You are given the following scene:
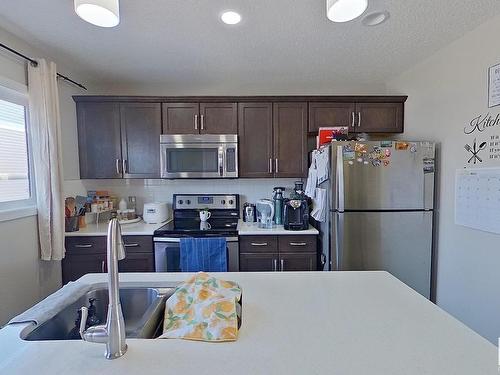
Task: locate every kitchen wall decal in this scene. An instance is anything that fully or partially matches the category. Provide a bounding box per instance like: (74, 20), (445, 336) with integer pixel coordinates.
(488, 62), (500, 108)
(489, 134), (500, 160)
(463, 113), (500, 134)
(464, 138), (487, 164)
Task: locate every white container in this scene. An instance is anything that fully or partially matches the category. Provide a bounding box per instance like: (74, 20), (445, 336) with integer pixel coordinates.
(143, 202), (169, 224)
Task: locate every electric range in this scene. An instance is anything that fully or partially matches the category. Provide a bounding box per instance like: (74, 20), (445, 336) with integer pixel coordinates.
(153, 194), (240, 272)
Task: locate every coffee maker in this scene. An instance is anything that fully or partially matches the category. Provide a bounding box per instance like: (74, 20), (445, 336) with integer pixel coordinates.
(283, 181), (309, 231)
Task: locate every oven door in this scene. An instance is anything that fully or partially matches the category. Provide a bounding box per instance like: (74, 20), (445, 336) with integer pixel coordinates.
(154, 237), (239, 272)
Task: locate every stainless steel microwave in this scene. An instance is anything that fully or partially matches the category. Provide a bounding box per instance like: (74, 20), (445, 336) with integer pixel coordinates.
(160, 134), (238, 178)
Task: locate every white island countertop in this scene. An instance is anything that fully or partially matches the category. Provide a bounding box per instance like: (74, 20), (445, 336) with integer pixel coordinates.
(0, 271), (496, 374)
(65, 220), (170, 237)
(237, 220), (319, 235)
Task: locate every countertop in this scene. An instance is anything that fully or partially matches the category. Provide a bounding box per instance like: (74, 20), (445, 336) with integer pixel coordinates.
(65, 220), (170, 237)
(0, 272), (496, 374)
(237, 220), (319, 235)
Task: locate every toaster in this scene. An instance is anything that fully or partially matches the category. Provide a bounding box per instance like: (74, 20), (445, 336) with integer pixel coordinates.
(143, 202), (169, 224)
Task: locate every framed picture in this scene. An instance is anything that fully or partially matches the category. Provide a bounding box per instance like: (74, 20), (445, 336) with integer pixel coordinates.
(488, 63), (500, 108)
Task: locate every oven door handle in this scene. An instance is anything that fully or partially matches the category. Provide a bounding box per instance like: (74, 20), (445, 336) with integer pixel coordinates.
(154, 237), (239, 243)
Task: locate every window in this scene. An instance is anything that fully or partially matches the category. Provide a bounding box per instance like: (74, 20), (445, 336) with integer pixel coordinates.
(0, 80), (35, 219)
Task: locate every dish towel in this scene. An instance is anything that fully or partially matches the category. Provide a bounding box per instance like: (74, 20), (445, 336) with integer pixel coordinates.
(311, 188), (327, 222)
(180, 237), (227, 272)
(159, 272), (242, 342)
(316, 146), (330, 184)
(305, 151), (318, 199)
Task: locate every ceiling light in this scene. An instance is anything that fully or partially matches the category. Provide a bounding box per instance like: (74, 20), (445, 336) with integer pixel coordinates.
(327, 0), (368, 23)
(362, 11), (390, 26)
(221, 11), (242, 25)
(74, 0), (120, 27)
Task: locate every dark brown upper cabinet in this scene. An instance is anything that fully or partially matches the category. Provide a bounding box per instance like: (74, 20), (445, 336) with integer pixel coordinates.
(273, 102), (308, 178)
(77, 102), (122, 179)
(355, 102), (403, 133)
(120, 103), (161, 178)
(308, 102), (356, 132)
(308, 101), (404, 134)
(238, 103), (273, 178)
(77, 101), (161, 179)
(162, 103), (199, 134)
(162, 102), (237, 135)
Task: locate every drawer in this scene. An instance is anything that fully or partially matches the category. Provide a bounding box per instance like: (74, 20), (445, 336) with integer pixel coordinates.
(122, 236), (154, 253)
(278, 235), (317, 253)
(65, 236), (106, 254)
(239, 236), (278, 253)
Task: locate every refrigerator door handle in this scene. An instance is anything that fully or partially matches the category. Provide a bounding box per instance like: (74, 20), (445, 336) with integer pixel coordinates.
(336, 145), (345, 212)
(336, 213), (344, 271)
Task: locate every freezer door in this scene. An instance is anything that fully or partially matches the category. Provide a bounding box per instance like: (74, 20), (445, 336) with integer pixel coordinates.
(331, 141), (435, 210)
(331, 211), (433, 298)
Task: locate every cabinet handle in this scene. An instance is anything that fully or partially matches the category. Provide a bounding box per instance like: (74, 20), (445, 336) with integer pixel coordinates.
(280, 258), (284, 272)
(251, 242), (268, 246)
(122, 159), (127, 174)
(351, 112), (355, 128)
(194, 114), (198, 130)
(75, 244), (93, 248)
(290, 242), (307, 246)
(275, 158), (279, 173)
(358, 112), (361, 127)
(269, 158), (273, 174)
(200, 114), (205, 130)
(115, 159), (121, 175)
(124, 243), (139, 247)
(273, 259), (278, 272)
(101, 260), (106, 273)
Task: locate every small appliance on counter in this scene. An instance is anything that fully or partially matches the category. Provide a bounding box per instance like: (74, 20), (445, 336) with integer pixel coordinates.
(283, 181), (310, 231)
(242, 202), (256, 223)
(256, 199), (274, 229)
(143, 202), (170, 224)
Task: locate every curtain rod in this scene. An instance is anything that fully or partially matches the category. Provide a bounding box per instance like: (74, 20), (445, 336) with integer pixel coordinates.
(0, 42), (88, 91)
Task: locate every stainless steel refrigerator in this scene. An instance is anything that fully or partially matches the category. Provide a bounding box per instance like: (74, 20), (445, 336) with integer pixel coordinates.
(319, 140), (436, 299)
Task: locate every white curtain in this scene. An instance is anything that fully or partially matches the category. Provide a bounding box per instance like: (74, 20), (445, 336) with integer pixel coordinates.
(28, 59), (65, 261)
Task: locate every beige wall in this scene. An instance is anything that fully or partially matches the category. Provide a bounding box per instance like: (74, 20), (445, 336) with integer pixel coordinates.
(386, 14), (500, 344)
(0, 26), (90, 324)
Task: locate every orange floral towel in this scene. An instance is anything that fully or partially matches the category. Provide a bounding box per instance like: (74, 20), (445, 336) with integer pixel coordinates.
(159, 272), (242, 342)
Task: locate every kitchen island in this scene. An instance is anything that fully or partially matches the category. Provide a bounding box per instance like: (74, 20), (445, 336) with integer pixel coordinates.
(0, 271), (496, 374)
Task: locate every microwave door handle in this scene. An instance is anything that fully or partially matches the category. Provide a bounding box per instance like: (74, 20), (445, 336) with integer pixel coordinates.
(218, 147), (224, 177)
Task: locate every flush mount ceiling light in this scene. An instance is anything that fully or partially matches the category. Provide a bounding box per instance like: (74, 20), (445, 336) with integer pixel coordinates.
(327, 0), (368, 23)
(74, 0), (120, 27)
(362, 11), (390, 26)
(221, 11), (242, 25)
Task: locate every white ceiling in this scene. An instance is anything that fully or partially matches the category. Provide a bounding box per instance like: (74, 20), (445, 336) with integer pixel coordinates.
(0, 0), (499, 92)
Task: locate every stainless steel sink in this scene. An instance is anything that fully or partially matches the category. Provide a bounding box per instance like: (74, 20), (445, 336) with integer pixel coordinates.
(22, 287), (175, 341)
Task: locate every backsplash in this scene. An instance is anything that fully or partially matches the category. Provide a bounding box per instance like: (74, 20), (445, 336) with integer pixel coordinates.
(63, 178), (299, 215)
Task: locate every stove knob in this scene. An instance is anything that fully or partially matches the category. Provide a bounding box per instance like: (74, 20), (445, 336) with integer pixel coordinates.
(221, 199), (226, 205)
(178, 200), (183, 205)
(229, 199), (234, 205)
(186, 200), (191, 205)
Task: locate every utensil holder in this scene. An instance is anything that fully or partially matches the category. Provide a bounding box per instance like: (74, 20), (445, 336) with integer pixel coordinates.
(65, 216), (80, 232)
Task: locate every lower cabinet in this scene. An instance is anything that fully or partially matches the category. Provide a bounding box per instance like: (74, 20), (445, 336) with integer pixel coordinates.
(239, 235), (317, 272)
(62, 235), (155, 284)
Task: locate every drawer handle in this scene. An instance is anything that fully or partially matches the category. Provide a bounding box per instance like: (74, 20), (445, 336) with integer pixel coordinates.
(251, 242), (268, 246)
(74, 244), (93, 248)
(124, 243), (139, 247)
(289, 242), (307, 246)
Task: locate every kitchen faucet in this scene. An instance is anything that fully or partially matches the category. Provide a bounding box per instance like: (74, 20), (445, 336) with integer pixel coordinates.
(79, 218), (127, 359)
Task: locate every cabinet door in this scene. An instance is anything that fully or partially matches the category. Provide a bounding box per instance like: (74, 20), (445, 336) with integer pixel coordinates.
(239, 253), (279, 272)
(162, 103), (200, 134)
(273, 102), (308, 178)
(62, 254), (106, 284)
(355, 102), (404, 133)
(308, 102), (356, 133)
(200, 103), (237, 134)
(238, 103), (273, 178)
(120, 103), (161, 178)
(118, 253), (155, 272)
(279, 253), (317, 271)
(77, 102), (122, 179)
